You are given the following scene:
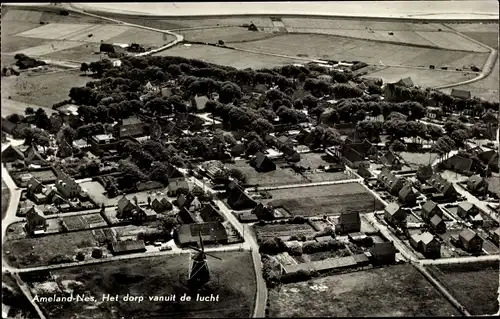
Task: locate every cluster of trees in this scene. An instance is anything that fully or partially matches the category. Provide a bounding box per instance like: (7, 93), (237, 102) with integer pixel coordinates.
(14, 54), (46, 70)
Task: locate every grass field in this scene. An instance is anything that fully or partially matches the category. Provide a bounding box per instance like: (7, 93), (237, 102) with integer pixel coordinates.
(4, 230), (99, 268)
(399, 152), (439, 168)
(269, 263), (461, 317)
(154, 43), (305, 69)
(365, 67), (477, 88)
(426, 261), (500, 315)
(1, 69), (91, 108)
(232, 33), (490, 69)
(264, 183), (383, 217)
(180, 27), (276, 44)
(35, 251), (256, 318)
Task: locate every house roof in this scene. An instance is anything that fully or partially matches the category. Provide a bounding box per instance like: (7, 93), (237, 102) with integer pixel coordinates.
(117, 196), (133, 212)
(385, 202), (401, 216)
(399, 184), (415, 201)
(451, 89), (471, 100)
(370, 242), (396, 257)
(459, 228), (479, 242)
(430, 214), (443, 227)
(447, 155), (473, 172)
(427, 174), (456, 196)
(396, 77), (414, 87)
(111, 240), (146, 253)
(458, 202), (474, 212)
(422, 200), (438, 213)
(468, 175), (484, 187)
(378, 168), (402, 190)
(420, 231), (436, 245)
(380, 150), (397, 166)
(253, 151), (273, 169)
(339, 211), (361, 225)
(2, 145), (25, 160)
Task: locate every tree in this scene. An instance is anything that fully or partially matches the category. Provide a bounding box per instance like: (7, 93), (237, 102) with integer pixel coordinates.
(6, 113), (24, 124)
(76, 252), (85, 261)
(149, 162), (170, 185)
(25, 107), (35, 115)
(390, 140), (407, 152)
(229, 168), (247, 184)
(80, 62), (89, 73)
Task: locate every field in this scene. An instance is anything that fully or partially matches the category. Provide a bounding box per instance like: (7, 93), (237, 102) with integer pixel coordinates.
(268, 263), (461, 317)
(154, 44), (306, 70)
(426, 261), (500, 315)
(34, 251), (256, 318)
(1, 69), (91, 109)
(264, 183), (383, 217)
(3, 229), (99, 268)
(226, 160), (306, 187)
(461, 32), (499, 49)
(253, 222), (316, 242)
(441, 57), (499, 101)
(232, 33), (490, 69)
(180, 26), (277, 43)
(399, 152), (439, 168)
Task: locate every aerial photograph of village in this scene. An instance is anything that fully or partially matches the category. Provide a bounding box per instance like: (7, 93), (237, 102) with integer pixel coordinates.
(0, 1), (499, 318)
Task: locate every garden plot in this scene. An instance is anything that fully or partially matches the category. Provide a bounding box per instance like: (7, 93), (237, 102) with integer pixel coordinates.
(3, 230), (99, 268)
(62, 216), (88, 231)
(364, 67), (476, 88)
(180, 26), (276, 43)
(264, 183), (383, 217)
(426, 261), (499, 315)
(269, 264), (461, 317)
(154, 44), (305, 69)
(82, 213), (107, 228)
(254, 223), (316, 242)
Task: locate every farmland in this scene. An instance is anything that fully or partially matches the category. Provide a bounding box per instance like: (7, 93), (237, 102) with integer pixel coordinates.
(1, 69), (91, 109)
(232, 33), (490, 69)
(268, 264), (461, 317)
(154, 43), (306, 69)
(33, 251), (256, 318)
(426, 261), (500, 315)
(179, 26), (277, 43)
(263, 183), (383, 217)
(3, 229), (99, 268)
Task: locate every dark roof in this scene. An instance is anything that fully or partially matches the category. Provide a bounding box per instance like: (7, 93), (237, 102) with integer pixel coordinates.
(339, 211), (360, 225)
(378, 168), (403, 190)
(451, 89), (471, 100)
(167, 164), (185, 179)
(111, 240), (146, 253)
(430, 214), (444, 227)
(446, 155), (473, 172)
(396, 77), (414, 87)
(422, 200), (438, 214)
(417, 165), (433, 181)
(1, 118), (17, 134)
(253, 152), (275, 171)
(427, 174), (456, 196)
(370, 242), (396, 257)
(380, 150), (397, 166)
(176, 222), (228, 245)
(398, 184), (415, 201)
(1, 145), (25, 161)
(100, 43), (115, 52)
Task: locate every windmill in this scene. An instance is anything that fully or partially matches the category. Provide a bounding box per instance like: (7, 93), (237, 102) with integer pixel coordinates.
(186, 231), (221, 291)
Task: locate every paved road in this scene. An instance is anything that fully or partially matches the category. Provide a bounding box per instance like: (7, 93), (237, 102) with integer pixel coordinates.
(454, 183), (500, 223)
(420, 254), (500, 265)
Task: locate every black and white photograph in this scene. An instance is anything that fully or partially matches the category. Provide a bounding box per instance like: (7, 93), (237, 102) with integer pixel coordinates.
(1, 1), (499, 318)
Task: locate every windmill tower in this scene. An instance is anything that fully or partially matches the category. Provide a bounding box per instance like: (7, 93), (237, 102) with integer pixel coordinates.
(187, 231), (221, 290)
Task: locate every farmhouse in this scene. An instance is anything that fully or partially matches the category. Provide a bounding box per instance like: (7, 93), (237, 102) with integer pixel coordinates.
(115, 116), (148, 139)
(336, 211), (361, 234)
(54, 168), (81, 198)
(200, 204), (223, 223)
(384, 202), (406, 226)
(377, 168), (405, 195)
(176, 222), (228, 247)
(339, 139), (376, 168)
(429, 214), (446, 234)
(252, 203), (275, 221)
(24, 206), (47, 236)
(251, 152), (276, 172)
(111, 239), (146, 255)
(167, 179), (191, 196)
(227, 181), (257, 210)
(421, 200), (443, 221)
(410, 231), (440, 258)
(458, 229), (483, 252)
(369, 242), (396, 265)
(451, 89), (471, 100)
(398, 184), (417, 206)
(427, 174), (458, 201)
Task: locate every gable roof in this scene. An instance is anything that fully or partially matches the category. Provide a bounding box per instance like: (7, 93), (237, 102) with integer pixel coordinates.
(422, 200), (438, 213)
(396, 77), (414, 87)
(447, 155), (473, 172)
(430, 214), (443, 227)
(380, 150), (398, 166)
(177, 222), (228, 245)
(385, 202), (401, 216)
(399, 184), (415, 200)
(339, 211), (360, 224)
(458, 202), (475, 212)
(459, 228), (479, 242)
(427, 174), (456, 196)
(420, 231), (436, 245)
(370, 242), (396, 257)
